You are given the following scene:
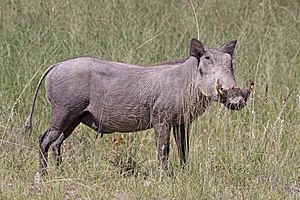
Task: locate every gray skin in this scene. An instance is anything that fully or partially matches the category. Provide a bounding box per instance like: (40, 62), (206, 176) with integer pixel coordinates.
(25, 38), (253, 175)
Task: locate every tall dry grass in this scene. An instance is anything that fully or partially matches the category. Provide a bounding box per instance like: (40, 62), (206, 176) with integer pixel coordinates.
(0, 0), (299, 199)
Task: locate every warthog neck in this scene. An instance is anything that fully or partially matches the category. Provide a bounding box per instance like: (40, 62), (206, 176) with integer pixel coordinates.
(148, 57), (212, 123)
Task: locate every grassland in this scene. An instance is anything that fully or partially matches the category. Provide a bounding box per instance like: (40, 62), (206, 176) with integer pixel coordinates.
(0, 0), (299, 199)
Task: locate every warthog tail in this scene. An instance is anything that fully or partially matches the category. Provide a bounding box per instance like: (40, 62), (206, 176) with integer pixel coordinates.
(25, 64), (58, 134)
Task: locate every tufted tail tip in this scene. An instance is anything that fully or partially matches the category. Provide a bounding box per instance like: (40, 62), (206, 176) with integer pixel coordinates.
(24, 116), (32, 134)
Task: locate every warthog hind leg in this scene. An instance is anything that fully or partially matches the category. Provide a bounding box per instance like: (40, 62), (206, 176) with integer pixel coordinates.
(51, 118), (81, 166)
(39, 128), (62, 175)
(39, 107), (83, 175)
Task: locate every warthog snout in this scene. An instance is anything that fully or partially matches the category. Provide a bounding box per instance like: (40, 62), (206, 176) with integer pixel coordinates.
(216, 79), (254, 110)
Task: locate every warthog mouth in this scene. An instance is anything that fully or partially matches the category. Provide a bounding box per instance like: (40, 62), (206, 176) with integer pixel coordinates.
(215, 79), (254, 110)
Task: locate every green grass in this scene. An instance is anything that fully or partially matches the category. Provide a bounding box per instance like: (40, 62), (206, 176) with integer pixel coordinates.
(0, 0), (299, 199)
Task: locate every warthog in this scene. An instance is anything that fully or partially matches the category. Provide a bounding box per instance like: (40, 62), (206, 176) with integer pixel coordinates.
(26, 38), (253, 175)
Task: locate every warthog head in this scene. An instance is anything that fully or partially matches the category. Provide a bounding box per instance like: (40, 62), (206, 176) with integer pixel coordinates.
(191, 38), (254, 110)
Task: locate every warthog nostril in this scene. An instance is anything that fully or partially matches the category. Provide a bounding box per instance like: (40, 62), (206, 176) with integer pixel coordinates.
(229, 96), (244, 104)
(225, 96), (247, 110)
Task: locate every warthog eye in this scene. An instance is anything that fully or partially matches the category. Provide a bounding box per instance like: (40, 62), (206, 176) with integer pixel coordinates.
(199, 68), (203, 75)
(205, 55), (210, 60)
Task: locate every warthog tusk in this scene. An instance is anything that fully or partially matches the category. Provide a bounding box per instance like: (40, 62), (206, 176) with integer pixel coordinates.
(218, 89), (223, 95)
(248, 80), (254, 92)
(215, 79), (223, 95)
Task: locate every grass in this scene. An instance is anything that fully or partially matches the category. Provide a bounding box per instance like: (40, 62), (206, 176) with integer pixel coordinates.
(0, 0), (299, 199)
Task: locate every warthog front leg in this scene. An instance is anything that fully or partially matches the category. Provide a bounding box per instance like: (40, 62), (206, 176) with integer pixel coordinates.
(173, 123), (190, 166)
(153, 122), (171, 170)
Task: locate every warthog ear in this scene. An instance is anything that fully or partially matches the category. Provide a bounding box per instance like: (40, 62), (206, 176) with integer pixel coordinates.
(190, 38), (205, 61)
(219, 40), (237, 57)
